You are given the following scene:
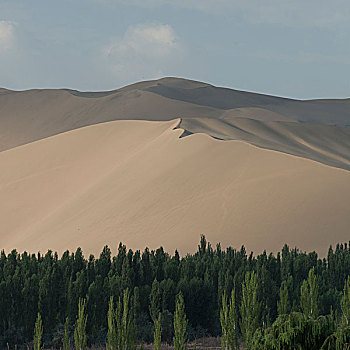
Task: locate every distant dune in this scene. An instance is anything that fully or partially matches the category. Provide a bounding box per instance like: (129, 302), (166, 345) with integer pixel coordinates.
(1, 77), (350, 170)
(0, 77), (349, 256)
(0, 119), (349, 256)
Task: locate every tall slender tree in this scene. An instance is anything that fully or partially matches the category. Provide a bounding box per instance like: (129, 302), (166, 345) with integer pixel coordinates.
(300, 268), (319, 319)
(341, 276), (350, 326)
(74, 298), (87, 350)
(240, 272), (261, 349)
(220, 291), (229, 350)
(174, 293), (187, 350)
(63, 317), (70, 350)
(116, 289), (136, 350)
(277, 281), (289, 315)
(33, 313), (43, 350)
(154, 313), (162, 350)
(149, 279), (161, 323)
(220, 290), (238, 350)
(107, 297), (117, 350)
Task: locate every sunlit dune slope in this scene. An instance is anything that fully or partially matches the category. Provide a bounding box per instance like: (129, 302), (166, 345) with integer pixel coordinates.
(0, 119), (349, 256)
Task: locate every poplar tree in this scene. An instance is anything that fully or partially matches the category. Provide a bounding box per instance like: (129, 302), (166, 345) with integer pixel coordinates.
(220, 290), (238, 350)
(107, 297), (117, 350)
(33, 313), (43, 350)
(116, 289), (136, 350)
(174, 293), (187, 350)
(341, 276), (350, 326)
(277, 281), (289, 315)
(220, 291), (229, 350)
(300, 268), (319, 319)
(154, 313), (162, 350)
(63, 317), (70, 350)
(240, 272), (261, 349)
(74, 298), (87, 350)
(149, 279), (161, 323)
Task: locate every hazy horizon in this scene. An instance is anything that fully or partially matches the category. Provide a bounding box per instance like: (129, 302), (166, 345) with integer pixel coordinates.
(1, 76), (349, 102)
(1, 0), (350, 99)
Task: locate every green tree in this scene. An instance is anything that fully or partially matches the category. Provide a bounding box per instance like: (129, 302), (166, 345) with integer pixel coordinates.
(341, 276), (350, 326)
(116, 289), (136, 350)
(277, 281), (289, 315)
(63, 317), (70, 350)
(300, 267), (319, 319)
(74, 298), (87, 350)
(149, 279), (161, 322)
(240, 272), (261, 349)
(220, 290), (238, 350)
(33, 313), (43, 350)
(107, 297), (117, 350)
(251, 312), (335, 350)
(154, 313), (162, 350)
(174, 293), (187, 350)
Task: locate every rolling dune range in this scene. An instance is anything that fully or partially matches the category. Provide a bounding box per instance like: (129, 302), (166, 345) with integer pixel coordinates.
(1, 78), (350, 256)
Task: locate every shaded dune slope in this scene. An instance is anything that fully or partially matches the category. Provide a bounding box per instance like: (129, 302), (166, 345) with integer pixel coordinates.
(180, 117), (350, 170)
(0, 120), (349, 256)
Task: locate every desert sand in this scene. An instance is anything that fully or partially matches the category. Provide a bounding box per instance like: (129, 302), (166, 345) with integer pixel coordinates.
(0, 119), (349, 256)
(1, 77), (349, 171)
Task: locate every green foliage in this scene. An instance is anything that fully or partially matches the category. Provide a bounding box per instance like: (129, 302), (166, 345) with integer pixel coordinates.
(240, 271), (261, 349)
(149, 279), (161, 323)
(220, 290), (238, 350)
(33, 313), (43, 350)
(63, 317), (70, 350)
(0, 238), (350, 347)
(277, 281), (289, 316)
(251, 312), (335, 350)
(174, 293), (188, 350)
(107, 297), (117, 350)
(220, 291), (229, 350)
(341, 276), (350, 326)
(116, 289), (136, 350)
(321, 324), (350, 350)
(74, 298), (87, 350)
(300, 268), (319, 319)
(250, 269), (350, 349)
(154, 313), (162, 350)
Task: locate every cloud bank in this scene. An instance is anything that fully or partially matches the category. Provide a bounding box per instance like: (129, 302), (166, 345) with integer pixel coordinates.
(104, 23), (184, 82)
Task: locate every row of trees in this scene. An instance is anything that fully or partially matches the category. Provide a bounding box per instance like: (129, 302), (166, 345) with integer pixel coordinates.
(1, 236), (350, 347)
(32, 291), (188, 350)
(30, 269), (350, 349)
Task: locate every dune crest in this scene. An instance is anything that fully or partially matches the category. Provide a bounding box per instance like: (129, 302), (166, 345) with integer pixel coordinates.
(1, 77), (350, 171)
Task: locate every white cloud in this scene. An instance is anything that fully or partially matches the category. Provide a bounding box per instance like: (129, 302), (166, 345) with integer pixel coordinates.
(0, 20), (15, 52)
(103, 23), (184, 81)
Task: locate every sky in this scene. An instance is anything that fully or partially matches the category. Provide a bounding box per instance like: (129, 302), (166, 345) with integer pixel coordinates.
(0, 0), (349, 99)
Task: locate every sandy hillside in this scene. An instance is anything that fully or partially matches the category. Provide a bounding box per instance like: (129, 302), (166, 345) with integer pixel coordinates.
(0, 119), (349, 256)
(1, 77), (350, 171)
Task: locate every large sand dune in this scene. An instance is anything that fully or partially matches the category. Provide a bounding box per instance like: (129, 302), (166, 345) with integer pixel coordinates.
(0, 119), (349, 256)
(1, 77), (349, 171)
(1, 78), (350, 255)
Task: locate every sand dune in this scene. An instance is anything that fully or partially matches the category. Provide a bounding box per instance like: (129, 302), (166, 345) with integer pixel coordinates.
(0, 87), (221, 151)
(180, 117), (350, 170)
(1, 78), (350, 255)
(1, 77), (349, 172)
(0, 119), (349, 256)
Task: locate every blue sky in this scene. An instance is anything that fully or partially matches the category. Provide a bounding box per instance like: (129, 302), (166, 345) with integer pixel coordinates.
(0, 0), (349, 98)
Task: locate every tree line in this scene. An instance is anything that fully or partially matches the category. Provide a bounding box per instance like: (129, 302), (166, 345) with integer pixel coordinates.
(30, 267), (350, 349)
(0, 235), (350, 348)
